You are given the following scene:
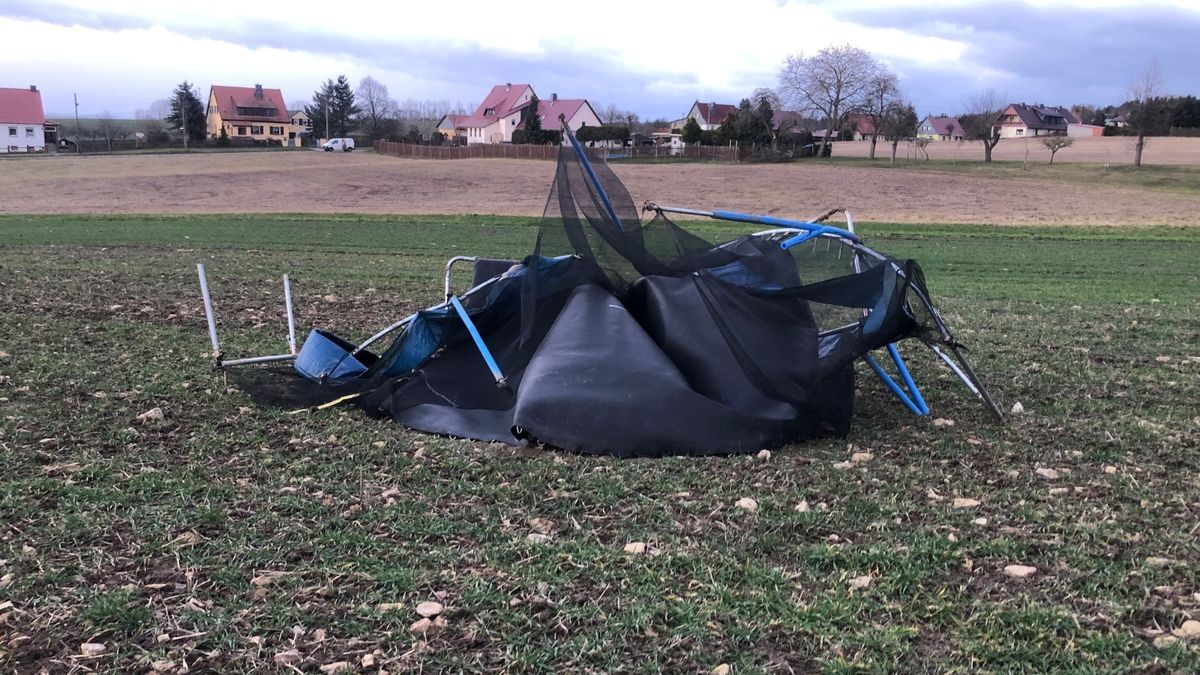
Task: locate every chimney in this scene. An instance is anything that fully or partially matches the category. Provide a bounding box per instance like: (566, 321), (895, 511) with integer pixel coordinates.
(255, 84), (263, 98)
(505, 82), (511, 91)
(551, 93), (557, 102)
(29, 85), (37, 92)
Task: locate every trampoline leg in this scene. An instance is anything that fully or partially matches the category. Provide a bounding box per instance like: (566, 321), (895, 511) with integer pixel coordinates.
(864, 347), (928, 416)
(887, 343), (929, 415)
(449, 295), (507, 388)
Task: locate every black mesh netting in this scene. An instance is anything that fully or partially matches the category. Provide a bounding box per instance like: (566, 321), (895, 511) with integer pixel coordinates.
(232, 139), (935, 456)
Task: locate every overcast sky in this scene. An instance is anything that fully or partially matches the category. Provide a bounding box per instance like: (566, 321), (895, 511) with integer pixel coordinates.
(3, 0), (1197, 121)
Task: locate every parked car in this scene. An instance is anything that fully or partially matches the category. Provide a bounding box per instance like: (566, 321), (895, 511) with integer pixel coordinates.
(323, 138), (355, 152)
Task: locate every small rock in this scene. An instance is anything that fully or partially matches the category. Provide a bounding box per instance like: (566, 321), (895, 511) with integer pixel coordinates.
(932, 417), (955, 427)
(136, 407), (164, 423)
(320, 662), (351, 674)
(850, 451), (873, 463)
(832, 461), (854, 470)
(79, 642), (106, 656)
(156, 633), (170, 643)
(735, 497), (758, 512)
(623, 541), (646, 555)
(847, 575), (873, 590)
(361, 654), (376, 667)
(972, 517), (989, 526)
(1010, 401), (1024, 414)
(1153, 635), (1178, 649)
(322, 294), (338, 303)
(1145, 557), (1174, 568)
(416, 601), (444, 618)
(1049, 487), (1069, 496)
(794, 500), (810, 513)
(409, 618), (433, 636)
(951, 498), (980, 508)
(151, 659), (174, 672)
(526, 532), (551, 544)
(1004, 564), (1037, 579)
(528, 518), (554, 534)
(1173, 619), (1200, 638)
(1155, 355), (1172, 364)
(377, 602), (405, 612)
(1103, 465), (1117, 474)
(710, 665), (730, 675)
(1035, 467), (1059, 480)
(756, 449), (771, 461)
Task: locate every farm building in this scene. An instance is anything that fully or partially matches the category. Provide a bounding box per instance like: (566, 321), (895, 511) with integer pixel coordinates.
(672, 101), (738, 131)
(0, 85), (47, 153)
(206, 84), (294, 145)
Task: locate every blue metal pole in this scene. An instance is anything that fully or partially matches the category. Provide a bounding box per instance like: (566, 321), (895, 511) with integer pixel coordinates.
(449, 295), (506, 387)
(708, 209), (859, 243)
(863, 352), (925, 416)
(565, 129), (624, 231)
(887, 343), (929, 415)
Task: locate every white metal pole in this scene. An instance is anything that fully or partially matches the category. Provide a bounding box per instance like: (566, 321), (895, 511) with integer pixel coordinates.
(197, 263), (220, 356)
(283, 274), (297, 355)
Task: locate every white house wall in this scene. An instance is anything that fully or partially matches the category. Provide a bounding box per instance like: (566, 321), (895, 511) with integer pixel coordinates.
(2, 121), (45, 153)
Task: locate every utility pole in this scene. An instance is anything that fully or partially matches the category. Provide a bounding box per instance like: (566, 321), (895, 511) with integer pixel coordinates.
(73, 93), (81, 154)
(180, 92), (190, 152)
(325, 99), (330, 141)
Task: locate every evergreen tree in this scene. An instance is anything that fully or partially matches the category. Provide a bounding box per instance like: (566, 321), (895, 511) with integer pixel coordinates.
(306, 75), (360, 138)
(165, 81), (206, 143)
(681, 117), (702, 145)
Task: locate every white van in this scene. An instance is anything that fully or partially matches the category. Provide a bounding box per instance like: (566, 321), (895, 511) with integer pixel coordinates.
(323, 138), (355, 152)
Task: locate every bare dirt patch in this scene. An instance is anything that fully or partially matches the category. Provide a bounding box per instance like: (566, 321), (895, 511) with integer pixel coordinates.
(2, 149), (1197, 225)
(833, 136), (1200, 166)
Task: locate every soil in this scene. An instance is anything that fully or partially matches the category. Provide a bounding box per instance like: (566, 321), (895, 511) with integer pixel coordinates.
(2, 148), (1197, 225)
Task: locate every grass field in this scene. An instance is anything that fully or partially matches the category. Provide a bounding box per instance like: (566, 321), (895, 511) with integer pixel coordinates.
(1, 214), (1198, 673)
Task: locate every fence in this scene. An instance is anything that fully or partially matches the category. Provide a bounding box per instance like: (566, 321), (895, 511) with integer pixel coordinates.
(374, 140), (757, 162)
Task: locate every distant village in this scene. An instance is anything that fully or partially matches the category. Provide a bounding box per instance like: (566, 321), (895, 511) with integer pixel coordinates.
(0, 75), (1193, 156)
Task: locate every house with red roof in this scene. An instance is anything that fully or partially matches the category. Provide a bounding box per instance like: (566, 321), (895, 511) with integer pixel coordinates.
(205, 84), (294, 145)
(1, 85), (47, 153)
(438, 84), (601, 144)
(917, 115), (965, 141)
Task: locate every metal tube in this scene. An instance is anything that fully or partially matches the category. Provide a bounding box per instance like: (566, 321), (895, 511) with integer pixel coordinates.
(565, 126), (624, 231)
(220, 353), (297, 368)
(443, 256), (477, 300)
(448, 295), (506, 387)
(651, 204), (859, 243)
(887, 343), (929, 415)
(283, 274), (297, 355)
(352, 315), (414, 355)
(197, 263), (220, 355)
(863, 352), (925, 415)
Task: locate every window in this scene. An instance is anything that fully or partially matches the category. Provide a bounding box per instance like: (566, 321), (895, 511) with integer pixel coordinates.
(1015, 128), (1024, 136)
(237, 126), (248, 135)
(269, 126), (283, 135)
(250, 125), (264, 135)
(235, 106), (278, 117)
(7, 127), (15, 137)
(25, 127), (34, 137)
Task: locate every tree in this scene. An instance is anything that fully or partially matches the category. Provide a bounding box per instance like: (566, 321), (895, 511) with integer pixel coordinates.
(1171, 96), (1200, 129)
(1128, 61), (1164, 168)
(355, 76), (397, 140)
(959, 90), (1004, 162)
(165, 81), (205, 148)
(858, 71), (899, 159)
(306, 75), (359, 139)
(681, 117), (703, 145)
(1042, 136), (1074, 164)
(914, 137), (931, 161)
(878, 100), (918, 166)
(778, 44), (884, 159)
(96, 111), (120, 152)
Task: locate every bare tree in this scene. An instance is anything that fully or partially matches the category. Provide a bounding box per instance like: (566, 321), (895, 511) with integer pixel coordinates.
(858, 71), (899, 159)
(878, 99), (918, 166)
(778, 44), (883, 159)
(750, 87), (782, 111)
(356, 76), (397, 140)
(960, 89), (1004, 162)
(1042, 136), (1074, 165)
(914, 137), (931, 161)
(96, 111), (120, 152)
(1129, 60), (1164, 168)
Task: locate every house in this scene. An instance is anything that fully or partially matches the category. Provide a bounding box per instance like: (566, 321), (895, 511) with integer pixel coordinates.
(0, 85), (47, 153)
(287, 109), (312, 146)
(1104, 113), (1128, 128)
(455, 84), (601, 144)
(672, 101), (738, 131)
(772, 110), (806, 136)
(917, 115), (965, 141)
(206, 84), (292, 144)
(435, 114), (471, 141)
(995, 103), (1077, 138)
(844, 113), (878, 140)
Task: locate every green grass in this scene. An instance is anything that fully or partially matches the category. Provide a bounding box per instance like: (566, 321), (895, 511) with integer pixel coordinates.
(1, 214), (1198, 672)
